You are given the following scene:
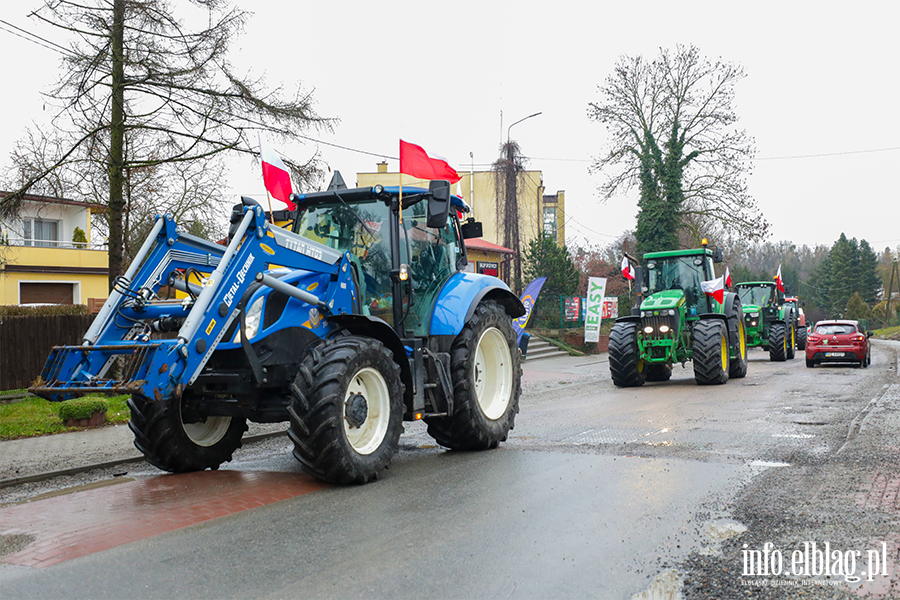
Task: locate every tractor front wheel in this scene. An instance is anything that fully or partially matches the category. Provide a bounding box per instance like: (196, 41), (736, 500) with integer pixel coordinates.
(425, 301), (521, 451)
(692, 319), (730, 385)
(288, 336), (404, 484)
(608, 321), (646, 387)
(796, 326), (807, 350)
(128, 395), (248, 472)
(769, 323), (788, 362)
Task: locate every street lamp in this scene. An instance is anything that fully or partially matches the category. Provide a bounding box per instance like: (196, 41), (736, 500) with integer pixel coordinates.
(507, 112), (542, 142)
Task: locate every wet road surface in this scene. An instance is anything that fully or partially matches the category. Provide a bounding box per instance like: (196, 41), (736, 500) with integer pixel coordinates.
(1, 341), (898, 599)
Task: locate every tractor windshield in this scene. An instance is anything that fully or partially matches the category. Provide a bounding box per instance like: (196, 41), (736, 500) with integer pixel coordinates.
(737, 285), (773, 308)
(295, 199), (393, 320)
(644, 256), (705, 311)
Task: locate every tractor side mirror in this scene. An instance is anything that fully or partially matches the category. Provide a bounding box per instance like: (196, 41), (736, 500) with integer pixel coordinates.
(427, 180), (451, 229)
(712, 247), (724, 263)
(461, 218), (483, 239)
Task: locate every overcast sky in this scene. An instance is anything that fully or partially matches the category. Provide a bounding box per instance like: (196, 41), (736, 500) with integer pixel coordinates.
(2, 1), (898, 252)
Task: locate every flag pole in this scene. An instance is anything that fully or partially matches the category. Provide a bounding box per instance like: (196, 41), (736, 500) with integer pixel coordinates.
(264, 192), (275, 226)
(399, 172), (403, 225)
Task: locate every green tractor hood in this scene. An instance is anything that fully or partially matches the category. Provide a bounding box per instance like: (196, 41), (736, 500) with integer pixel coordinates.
(640, 289), (685, 312)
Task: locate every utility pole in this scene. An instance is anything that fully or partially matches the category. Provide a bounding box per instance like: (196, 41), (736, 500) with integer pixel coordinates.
(887, 260), (898, 324)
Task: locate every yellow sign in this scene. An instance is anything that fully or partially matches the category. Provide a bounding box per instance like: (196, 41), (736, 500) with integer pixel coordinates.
(205, 320), (216, 335)
(260, 244), (275, 255)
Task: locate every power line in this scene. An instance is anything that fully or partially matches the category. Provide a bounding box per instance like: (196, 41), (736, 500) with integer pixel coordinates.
(0, 18), (75, 57)
(754, 147), (900, 161)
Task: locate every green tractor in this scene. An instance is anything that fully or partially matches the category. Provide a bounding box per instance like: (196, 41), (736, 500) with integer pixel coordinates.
(609, 245), (747, 387)
(733, 282), (796, 361)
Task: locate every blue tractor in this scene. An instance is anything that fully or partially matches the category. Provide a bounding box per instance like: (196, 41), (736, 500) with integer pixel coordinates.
(30, 180), (525, 484)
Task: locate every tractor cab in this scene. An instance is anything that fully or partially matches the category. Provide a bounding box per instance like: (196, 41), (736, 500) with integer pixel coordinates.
(642, 251), (718, 319)
(734, 281), (796, 360)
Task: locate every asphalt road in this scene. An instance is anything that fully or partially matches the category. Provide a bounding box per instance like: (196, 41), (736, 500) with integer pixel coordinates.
(2, 341), (898, 600)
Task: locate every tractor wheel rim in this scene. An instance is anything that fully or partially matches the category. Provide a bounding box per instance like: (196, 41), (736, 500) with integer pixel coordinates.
(739, 320), (746, 357)
(720, 334), (728, 371)
(473, 327), (513, 420)
(183, 416), (231, 447)
(343, 367), (390, 455)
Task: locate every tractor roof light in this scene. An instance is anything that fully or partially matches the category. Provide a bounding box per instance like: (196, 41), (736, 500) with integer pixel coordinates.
(399, 264), (409, 282)
(701, 238), (708, 247)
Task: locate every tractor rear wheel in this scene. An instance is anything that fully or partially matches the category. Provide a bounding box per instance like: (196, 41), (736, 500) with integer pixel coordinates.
(769, 323), (788, 362)
(288, 336), (404, 484)
(796, 326), (807, 350)
(692, 319), (730, 385)
(608, 321), (646, 387)
(786, 322), (797, 360)
(727, 299), (748, 379)
(645, 363), (672, 382)
(425, 301), (521, 451)
(128, 395), (248, 472)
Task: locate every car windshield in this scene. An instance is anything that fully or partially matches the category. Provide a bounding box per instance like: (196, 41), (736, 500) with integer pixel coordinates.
(815, 324), (856, 335)
(736, 285), (773, 307)
(645, 256), (705, 308)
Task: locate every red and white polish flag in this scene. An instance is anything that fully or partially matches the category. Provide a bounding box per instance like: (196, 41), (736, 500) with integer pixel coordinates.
(725, 266), (732, 288)
(775, 265), (785, 293)
(399, 140), (462, 183)
(621, 256), (635, 280)
(701, 276), (725, 304)
(259, 134), (295, 210)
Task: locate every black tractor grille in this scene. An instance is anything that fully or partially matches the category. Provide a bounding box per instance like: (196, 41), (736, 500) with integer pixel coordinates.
(640, 313), (678, 340)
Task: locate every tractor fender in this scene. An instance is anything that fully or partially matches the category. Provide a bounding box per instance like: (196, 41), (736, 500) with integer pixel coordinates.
(615, 315), (642, 323)
(326, 314), (413, 404)
(722, 292), (741, 319)
(429, 273), (525, 337)
(697, 313), (728, 322)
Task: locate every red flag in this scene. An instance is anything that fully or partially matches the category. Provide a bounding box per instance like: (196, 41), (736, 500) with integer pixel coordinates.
(775, 265), (785, 293)
(399, 140), (461, 183)
(701, 276), (725, 304)
(725, 266), (732, 288)
(259, 134), (295, 210)
(621, 256), (634, 280)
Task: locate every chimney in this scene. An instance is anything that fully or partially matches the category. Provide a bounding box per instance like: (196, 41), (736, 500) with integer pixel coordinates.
(377, 161), (388, 173)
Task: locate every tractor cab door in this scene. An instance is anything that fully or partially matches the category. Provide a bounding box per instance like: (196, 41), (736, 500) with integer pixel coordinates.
(402, 200), (459, 336)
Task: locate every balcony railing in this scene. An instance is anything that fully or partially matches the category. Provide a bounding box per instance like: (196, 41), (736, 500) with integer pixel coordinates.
(1, 237), (107, 250)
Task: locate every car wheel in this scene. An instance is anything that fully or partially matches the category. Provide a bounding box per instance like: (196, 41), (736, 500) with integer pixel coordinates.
(805, 358), (814, 368)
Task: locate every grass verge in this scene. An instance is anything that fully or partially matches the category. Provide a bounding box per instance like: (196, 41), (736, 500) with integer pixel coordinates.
(0, 395), (130, 441)
(874, 326), (900, 341)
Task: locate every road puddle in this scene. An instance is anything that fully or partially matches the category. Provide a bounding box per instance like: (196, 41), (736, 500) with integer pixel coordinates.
(704, 519), (748, 542)
(630, 569), (683, 600)
(748, 460), (791, 467)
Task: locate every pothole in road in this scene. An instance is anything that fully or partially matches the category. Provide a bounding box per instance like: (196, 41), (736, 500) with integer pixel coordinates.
(630, 568), (683, 600)
(791, 421), (828, 426)
(704, 519), (748, 542)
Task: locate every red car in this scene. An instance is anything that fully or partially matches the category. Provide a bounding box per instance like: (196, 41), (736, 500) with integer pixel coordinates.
(806, 320), (872, 368)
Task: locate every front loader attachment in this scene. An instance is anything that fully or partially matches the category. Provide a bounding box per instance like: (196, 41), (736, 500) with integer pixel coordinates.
(30, 202), (345, 404)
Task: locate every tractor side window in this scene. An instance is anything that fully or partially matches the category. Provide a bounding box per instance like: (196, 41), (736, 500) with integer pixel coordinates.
(403, 201), (457, 335)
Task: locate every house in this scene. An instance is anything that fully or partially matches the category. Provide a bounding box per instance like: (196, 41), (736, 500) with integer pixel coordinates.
(0, 192), (108, 305)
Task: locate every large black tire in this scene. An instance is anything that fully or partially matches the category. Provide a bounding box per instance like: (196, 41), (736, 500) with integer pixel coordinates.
(785, 319), (796, 360)
(796, 325), (807, 350)
(128, 395), (248, 472)
(288, 336), (404, 484)
(645, 363), (672, 382)
(425, 301), (521, 451)
(692, 319), (730, 385)
(608, 321), (646, 387)
(769, 322), (788, 362)
(806, 357), (815, 368)
(727, 300), (748, 379)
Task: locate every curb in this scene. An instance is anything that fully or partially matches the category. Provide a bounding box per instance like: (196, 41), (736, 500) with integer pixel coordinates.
(0, 430), (288, 490)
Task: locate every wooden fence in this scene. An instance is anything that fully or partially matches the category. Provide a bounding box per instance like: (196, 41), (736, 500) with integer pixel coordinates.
(0, 314), (93, 390)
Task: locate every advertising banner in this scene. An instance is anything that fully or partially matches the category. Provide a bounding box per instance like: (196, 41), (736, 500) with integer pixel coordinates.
(512, 277), (547, 344)
(602, 297), (619, 320)
(564, 297), (581, 322)
(584, 277), (607, 343)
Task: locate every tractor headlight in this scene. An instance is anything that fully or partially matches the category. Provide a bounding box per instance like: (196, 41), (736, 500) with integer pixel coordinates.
(750, 320), (757, 326)
(659, 324), (670, 333)
(643, 326), (654, 334)
(641, 311), (647, 318)
(668, 309), (676, 316)
(244, 296), (265, 340)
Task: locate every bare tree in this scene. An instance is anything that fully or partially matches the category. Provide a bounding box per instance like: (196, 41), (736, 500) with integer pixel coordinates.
(588, 44), (766, 254)
(492, 140), (528, 292)
(0, 0), (331, 289)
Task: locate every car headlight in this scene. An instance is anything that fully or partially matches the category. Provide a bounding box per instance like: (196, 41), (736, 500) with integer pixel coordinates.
(244, 296), (265, 340)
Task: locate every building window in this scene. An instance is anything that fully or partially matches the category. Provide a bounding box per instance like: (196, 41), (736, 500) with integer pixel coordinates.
(543, 206), (557, 241)
(23, 218), (60, 247)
